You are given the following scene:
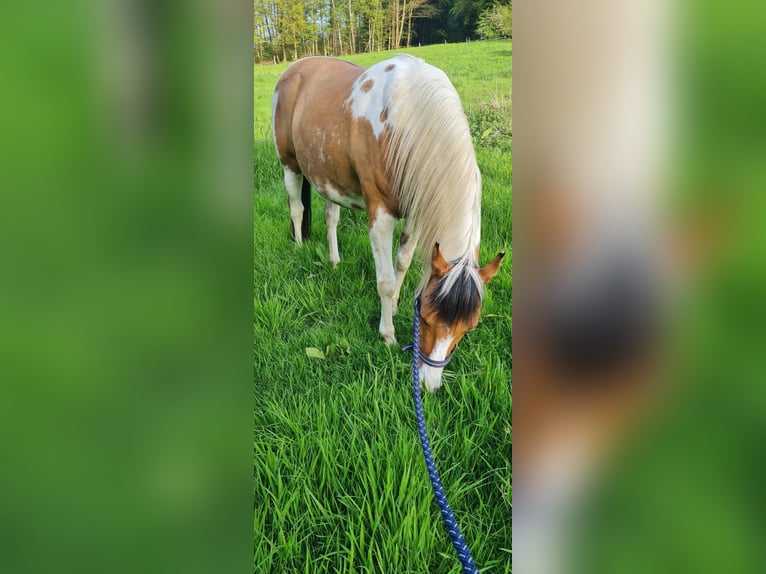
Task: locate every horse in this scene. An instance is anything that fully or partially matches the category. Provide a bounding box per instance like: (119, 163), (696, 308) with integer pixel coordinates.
(272, 54), (504, 392)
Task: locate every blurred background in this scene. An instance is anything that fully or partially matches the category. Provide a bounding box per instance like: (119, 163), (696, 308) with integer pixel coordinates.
(513, 0), (766, 573)
(0, 2), (253, 573)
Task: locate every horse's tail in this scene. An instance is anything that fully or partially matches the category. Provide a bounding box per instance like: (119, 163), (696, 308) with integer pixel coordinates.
(300, 176), (312, 238)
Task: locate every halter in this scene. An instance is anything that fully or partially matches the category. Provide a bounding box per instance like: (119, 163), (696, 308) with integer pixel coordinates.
(401, 296), (455, 368)
(404, 295), (480, 574)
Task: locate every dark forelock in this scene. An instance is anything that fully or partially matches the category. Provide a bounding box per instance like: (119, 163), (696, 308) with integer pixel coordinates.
(428, 266), (483, 325)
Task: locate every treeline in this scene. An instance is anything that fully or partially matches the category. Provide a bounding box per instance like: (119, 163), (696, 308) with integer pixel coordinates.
(254, 0), (511, 63)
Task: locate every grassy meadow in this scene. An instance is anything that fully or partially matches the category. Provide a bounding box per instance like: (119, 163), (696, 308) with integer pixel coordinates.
(254, 41), (512, 573)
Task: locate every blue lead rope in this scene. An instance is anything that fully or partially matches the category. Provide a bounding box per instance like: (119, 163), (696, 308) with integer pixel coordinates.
(405, 296), (480, 574)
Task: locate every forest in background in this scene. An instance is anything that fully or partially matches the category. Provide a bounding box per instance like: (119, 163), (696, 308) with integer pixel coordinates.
(254, 0), (511, 63)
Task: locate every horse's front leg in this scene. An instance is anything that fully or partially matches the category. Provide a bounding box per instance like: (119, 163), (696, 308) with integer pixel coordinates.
(368, 206), (398, 345)
(392, 220), (417, 316)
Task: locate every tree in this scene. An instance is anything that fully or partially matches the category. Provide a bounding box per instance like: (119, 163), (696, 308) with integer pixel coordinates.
(476, 1), (511, 40)
(450, 0), (491, 38)
(255, 0), (492, 64)
(405, 0), (437, 47)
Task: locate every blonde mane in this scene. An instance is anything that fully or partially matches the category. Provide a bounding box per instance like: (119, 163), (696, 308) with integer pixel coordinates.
(384, 56), (483, 292)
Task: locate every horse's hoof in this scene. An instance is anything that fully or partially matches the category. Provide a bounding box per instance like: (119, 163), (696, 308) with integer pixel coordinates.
(288, 223), (306, 245)
(381, 333), (397, 346)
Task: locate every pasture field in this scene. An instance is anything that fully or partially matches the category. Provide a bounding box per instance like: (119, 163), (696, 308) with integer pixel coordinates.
(254, 41), (511, 573)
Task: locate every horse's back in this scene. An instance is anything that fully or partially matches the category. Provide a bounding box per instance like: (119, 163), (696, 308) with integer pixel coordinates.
(277, 56), (364, 88)
(273, 58), (362, 157)
(272, 54), (462, 218)
(274, 58), (364, 115)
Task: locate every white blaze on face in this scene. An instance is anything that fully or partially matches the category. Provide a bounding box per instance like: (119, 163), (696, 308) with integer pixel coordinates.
(421, 335), (454, 392)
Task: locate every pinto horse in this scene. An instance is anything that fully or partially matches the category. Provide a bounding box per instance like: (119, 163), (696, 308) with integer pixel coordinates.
(272, 55), (504, 391)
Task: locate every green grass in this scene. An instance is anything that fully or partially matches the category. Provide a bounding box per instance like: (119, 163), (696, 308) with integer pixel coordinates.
(254, 41), (511, 573)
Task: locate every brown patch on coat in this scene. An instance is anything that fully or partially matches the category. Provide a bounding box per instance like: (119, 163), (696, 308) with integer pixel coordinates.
(350, 117), (399, 225)
(384, 64), (396, 72)
(272, 76), (301, 173)
(379, 107), (388, 123)
(273, 58), (363, 204)
(361, 79), (375, 93)
(399, 231), (409, 246)
(272, 57), (400, 224)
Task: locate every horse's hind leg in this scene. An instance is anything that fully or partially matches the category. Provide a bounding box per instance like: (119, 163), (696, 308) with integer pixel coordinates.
(283, 167), (308, 245)
(368, 206), (398, 345)
(324, 200), (340, 267)
(392, 220), (417, 316)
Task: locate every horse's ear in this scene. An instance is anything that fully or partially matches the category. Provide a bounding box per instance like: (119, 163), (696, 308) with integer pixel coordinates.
(479, 252), (505, 284)
(431, 243), (452, 278)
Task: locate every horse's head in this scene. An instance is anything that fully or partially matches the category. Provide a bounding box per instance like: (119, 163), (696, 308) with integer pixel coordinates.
(418, 244), (504, 391)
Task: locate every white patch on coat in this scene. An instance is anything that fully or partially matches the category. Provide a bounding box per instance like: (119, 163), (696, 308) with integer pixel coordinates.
(320, 182), (365, 210)
(421, 335), (454, 392)
(344, 55), (421, 139)
(313, 129), (327, 162)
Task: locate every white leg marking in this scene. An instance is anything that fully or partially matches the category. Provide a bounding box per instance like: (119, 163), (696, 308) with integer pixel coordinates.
(284, 168), (304, 245)
(325, 200), (340, 267)
(421, 335), (454, 392)
(392, 221), (417, 316)
(369, 207), (398, 345)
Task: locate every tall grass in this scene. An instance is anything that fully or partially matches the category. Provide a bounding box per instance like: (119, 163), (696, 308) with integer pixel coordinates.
(254, 41), (511, 573)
